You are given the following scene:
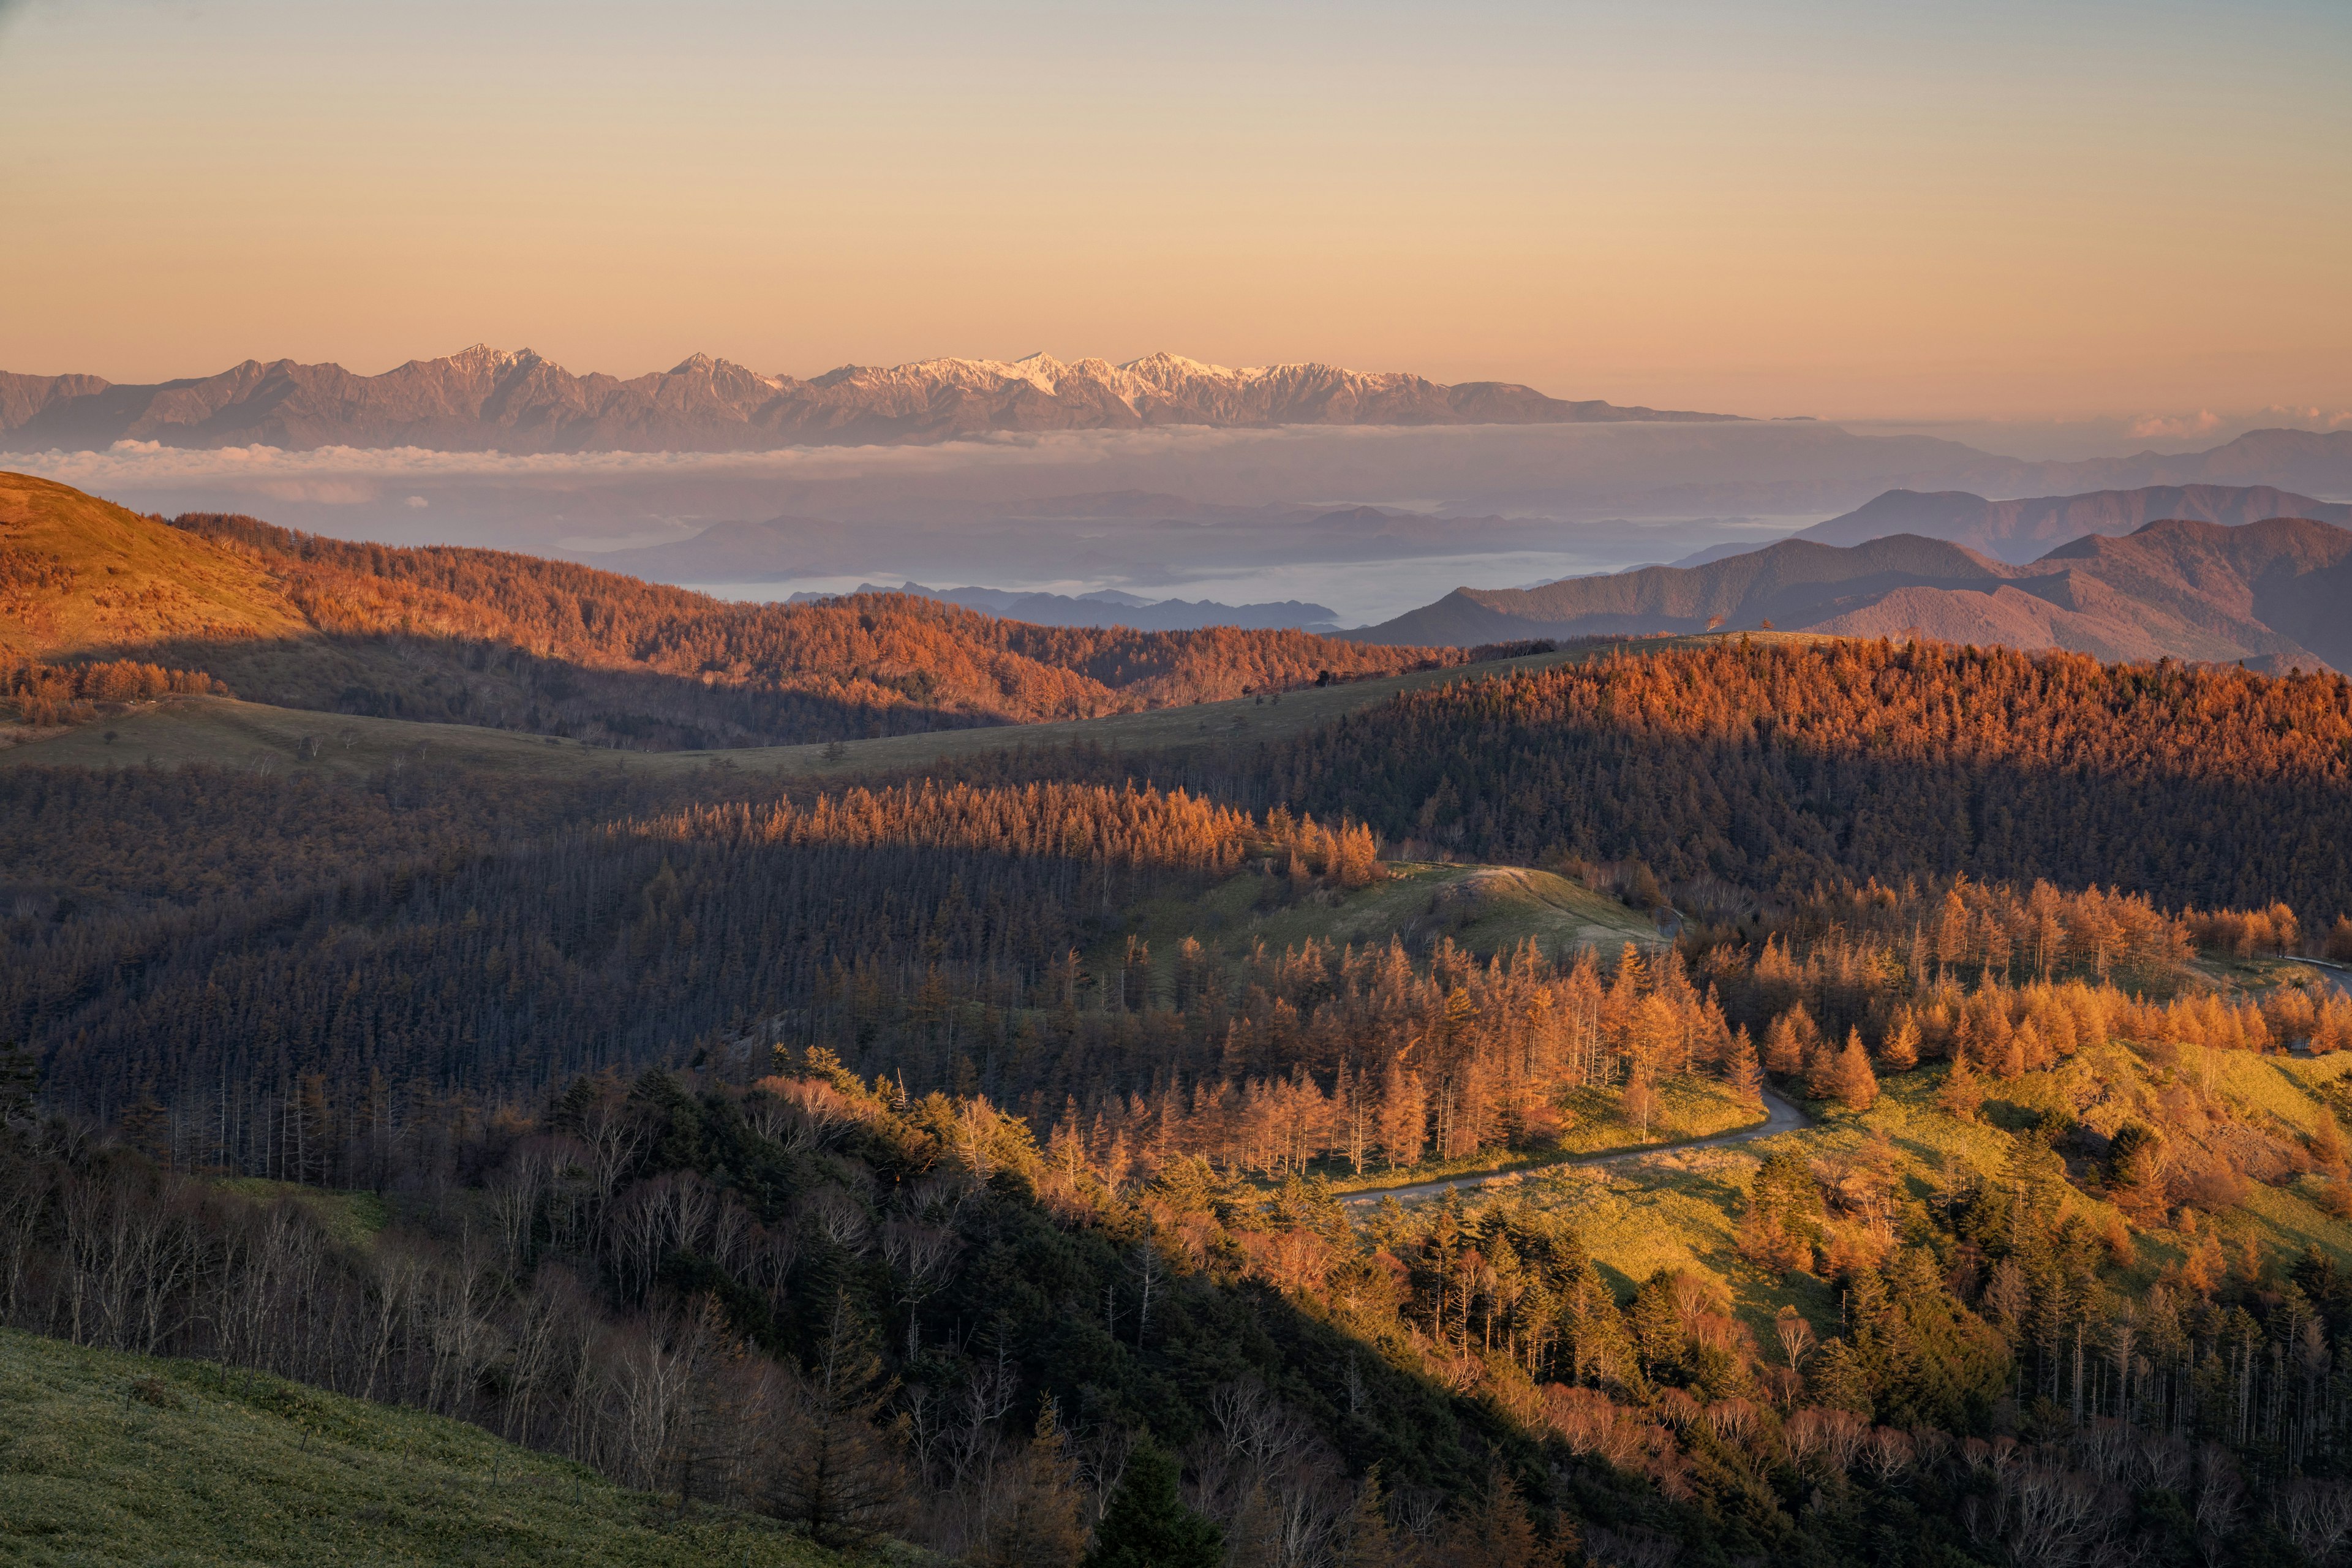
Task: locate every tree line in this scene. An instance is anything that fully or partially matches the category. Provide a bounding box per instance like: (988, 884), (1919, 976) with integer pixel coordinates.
(3, 656), (225, 727)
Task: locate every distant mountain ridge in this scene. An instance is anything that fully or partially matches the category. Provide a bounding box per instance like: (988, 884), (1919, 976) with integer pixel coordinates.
(1797, 483), (2352, 563)
(1351, 515), (2352, 673)
(788, 581), (1343, 634)
(0, 345), (1736, 453)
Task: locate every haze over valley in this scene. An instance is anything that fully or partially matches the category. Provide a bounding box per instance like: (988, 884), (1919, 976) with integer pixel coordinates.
(9, 345), (2350, 627)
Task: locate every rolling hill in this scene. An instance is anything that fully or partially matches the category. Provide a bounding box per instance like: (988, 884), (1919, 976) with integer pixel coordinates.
(0, 472), (1453, 748)
(1353, 514), (2352, 672)
(0, 344), (1735, 453)
(0, 470), (307, 656)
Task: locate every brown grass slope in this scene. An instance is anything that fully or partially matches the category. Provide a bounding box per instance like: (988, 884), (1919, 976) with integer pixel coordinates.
(0, 472), (1451, 748)
(0, 472), (306, 657)
(1355, 516), (2352, 673)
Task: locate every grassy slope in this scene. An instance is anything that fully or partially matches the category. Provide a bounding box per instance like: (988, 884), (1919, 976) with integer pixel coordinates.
(0, 1329), (848, 1568)
(0, 473), (306, 658)
(1425, 1042), (2352, 1342)
(0, 633), (1831, 781)
(1328, 1077), (1769, 1196)
(1126, 859), (1662, 969)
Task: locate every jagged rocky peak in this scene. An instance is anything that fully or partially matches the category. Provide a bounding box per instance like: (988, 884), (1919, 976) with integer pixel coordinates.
(0, 345), (1739, 453)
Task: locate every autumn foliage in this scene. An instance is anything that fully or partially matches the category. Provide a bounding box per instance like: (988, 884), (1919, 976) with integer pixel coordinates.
(152, 512), (1453, 746)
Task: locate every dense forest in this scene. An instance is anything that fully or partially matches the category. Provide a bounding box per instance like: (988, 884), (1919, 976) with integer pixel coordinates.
(15, 597), (2352, 1562)
(12, 914), (2352, 1566)
(1248, 640), (2352, 922)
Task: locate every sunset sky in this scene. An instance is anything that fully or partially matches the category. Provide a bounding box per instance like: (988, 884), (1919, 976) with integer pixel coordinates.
(4, 0), (2347, 421)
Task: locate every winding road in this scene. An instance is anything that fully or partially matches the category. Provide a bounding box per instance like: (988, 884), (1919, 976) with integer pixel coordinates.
(1340, 1088), (1811, 1206)
(2288, 958), (2351, 1000)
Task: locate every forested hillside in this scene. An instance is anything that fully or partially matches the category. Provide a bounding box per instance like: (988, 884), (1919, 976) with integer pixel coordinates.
(15, 586), (2352, 1564)
(1, 473), (1452, 749)
(1263, 639), (2352, 921)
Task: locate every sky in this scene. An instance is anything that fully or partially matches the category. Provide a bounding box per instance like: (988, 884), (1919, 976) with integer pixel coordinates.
(3, 0), (2349, 422)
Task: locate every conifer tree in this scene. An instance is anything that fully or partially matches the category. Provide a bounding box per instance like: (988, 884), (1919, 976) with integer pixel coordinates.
(1939, 1047), (1985, 1123)
(1084, 1443), (1222, 1568)
(0, 1039), (37, 1126)
(1807, 1337), (1875, 1417)
(1226, 1482), (1285, 1568)
(1879, 1013), (1921, 1071)
(1621, 1065), (1657, 1140)
(1724, 1025), (1763, 1105)
(1332, 1465), (1412, 1568)
(1431, 1466), (1559, 1568)
(1803, 1033), (1839, 1101)
(974, 1398), (1088, 1568)
(764, 1294), (908, 1550)
(1828, 1028), (1879, 1112)
(1378, 1062), (1428, 1170)
(1335, 821), (1382, 889)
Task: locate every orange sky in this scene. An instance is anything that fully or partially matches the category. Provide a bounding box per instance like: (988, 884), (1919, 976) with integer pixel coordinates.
(3, 1), (2347, 421)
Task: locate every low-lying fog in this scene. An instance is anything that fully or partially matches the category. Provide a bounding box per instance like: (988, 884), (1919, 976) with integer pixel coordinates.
(14, 420), (2350, 627)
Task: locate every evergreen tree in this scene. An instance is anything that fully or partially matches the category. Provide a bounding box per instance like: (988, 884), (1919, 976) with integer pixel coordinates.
(1431, 1466), (1559, 1568)
(1807, 1337), (1875, 1417)
(764, 1294), (908, 1550)
(1828, 1028), (1879, 1112)
(1332, 1465), (1413, 1568)
(1724, 1024), (1763, 1105)
(974, 1398), (1088, 1568)
(1084, 1443), (1223, 1568)
(1938, 1047), (1985, 1123)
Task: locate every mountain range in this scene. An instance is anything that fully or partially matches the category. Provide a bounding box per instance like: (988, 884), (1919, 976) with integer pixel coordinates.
(1354, 512), (2352, 673)
(0, 346), (1734, 453)
(1792, 482), (2352, 563)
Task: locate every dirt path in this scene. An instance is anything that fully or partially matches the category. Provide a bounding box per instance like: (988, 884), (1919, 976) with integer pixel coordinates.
(1339, 1088), (1811, 1206)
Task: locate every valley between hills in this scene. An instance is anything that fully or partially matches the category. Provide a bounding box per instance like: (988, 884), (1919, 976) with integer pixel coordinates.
(9, 465), (2352, 1568)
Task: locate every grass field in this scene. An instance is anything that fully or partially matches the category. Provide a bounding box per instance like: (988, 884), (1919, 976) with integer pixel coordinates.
(1436, 1039), (2352, 1344)
(1120, 860), (1662, 976)
(0, 631), (1828, 783)
(0, 1329), (850, 1568)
